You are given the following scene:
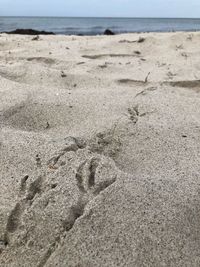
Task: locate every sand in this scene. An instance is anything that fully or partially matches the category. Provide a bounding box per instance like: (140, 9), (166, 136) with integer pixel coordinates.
(1, 31), (200, 266)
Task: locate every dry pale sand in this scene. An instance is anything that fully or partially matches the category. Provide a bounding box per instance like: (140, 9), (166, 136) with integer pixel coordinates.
(1, 31), (200, 266)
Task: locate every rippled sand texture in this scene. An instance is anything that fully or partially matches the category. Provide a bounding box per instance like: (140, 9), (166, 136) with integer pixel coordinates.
(1, 32), (200, 266)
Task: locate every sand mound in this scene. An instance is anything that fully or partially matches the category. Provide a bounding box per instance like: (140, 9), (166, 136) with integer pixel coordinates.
(1, 100), (76, 131)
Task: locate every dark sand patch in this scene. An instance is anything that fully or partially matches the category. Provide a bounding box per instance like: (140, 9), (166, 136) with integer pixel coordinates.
(164, 80), (200, 91)
(118, 79), (149, 86)
(26, 57), (56, 65)
(82, 54), (139, 59)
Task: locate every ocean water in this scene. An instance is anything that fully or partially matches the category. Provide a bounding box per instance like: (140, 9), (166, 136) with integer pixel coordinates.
(1, 17), (200, 35)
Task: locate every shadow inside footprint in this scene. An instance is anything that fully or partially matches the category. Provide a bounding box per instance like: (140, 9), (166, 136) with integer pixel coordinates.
(27, 57), (56, 65)
(118, 79), (148, 86)
(6, 203), (22, 233)
(82, 54), (139, 59)
(164, 80), (200, 90)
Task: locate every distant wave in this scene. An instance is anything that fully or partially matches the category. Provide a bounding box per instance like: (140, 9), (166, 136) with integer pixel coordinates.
(1, 17), (200, 35)
(51, 25), (123, 35)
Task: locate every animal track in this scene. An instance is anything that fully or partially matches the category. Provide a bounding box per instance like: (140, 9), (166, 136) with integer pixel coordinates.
(166, 71), (177, 80)
(5, 174), (44, 246)
(48, 137), (86, 168)
(89, 130), (121, 159)
(37, 155), (98, 267)
(2, 135), (118, 266)
(75, 157), (116, 196)
(175, 44), (184, 50)
(127, 105), (153, 123)
(135, 87), (157, 98)
(128, 105), (139, 124)
(38, 154), (117, 266)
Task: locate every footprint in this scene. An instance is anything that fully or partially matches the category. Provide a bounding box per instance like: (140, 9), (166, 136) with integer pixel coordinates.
(89, 129), (121, 159)
(75, 157), (116, 196)
(135, 87), (157, 98)
(48, 137), (87, 168)
(128, 105), (139, 124)
(26, 176), (43, 201)
(6, 203), (22, 233)
(127, 105), (154, 123)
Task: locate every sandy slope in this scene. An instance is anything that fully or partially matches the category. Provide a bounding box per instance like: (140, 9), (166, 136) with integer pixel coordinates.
(1, 32), (200, 266)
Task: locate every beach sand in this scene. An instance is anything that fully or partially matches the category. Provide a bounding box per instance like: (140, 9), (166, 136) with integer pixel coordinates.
(1, 32), (200, 266)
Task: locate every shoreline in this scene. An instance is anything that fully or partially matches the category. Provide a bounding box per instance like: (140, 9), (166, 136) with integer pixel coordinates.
(1, 28), (200, 36)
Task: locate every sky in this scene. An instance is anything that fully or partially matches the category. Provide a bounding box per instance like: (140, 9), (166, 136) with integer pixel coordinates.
(0, 0), (200, 18)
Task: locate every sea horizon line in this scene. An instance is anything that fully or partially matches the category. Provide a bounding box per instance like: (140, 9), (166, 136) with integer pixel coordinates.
(0, 15), (200, 20)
